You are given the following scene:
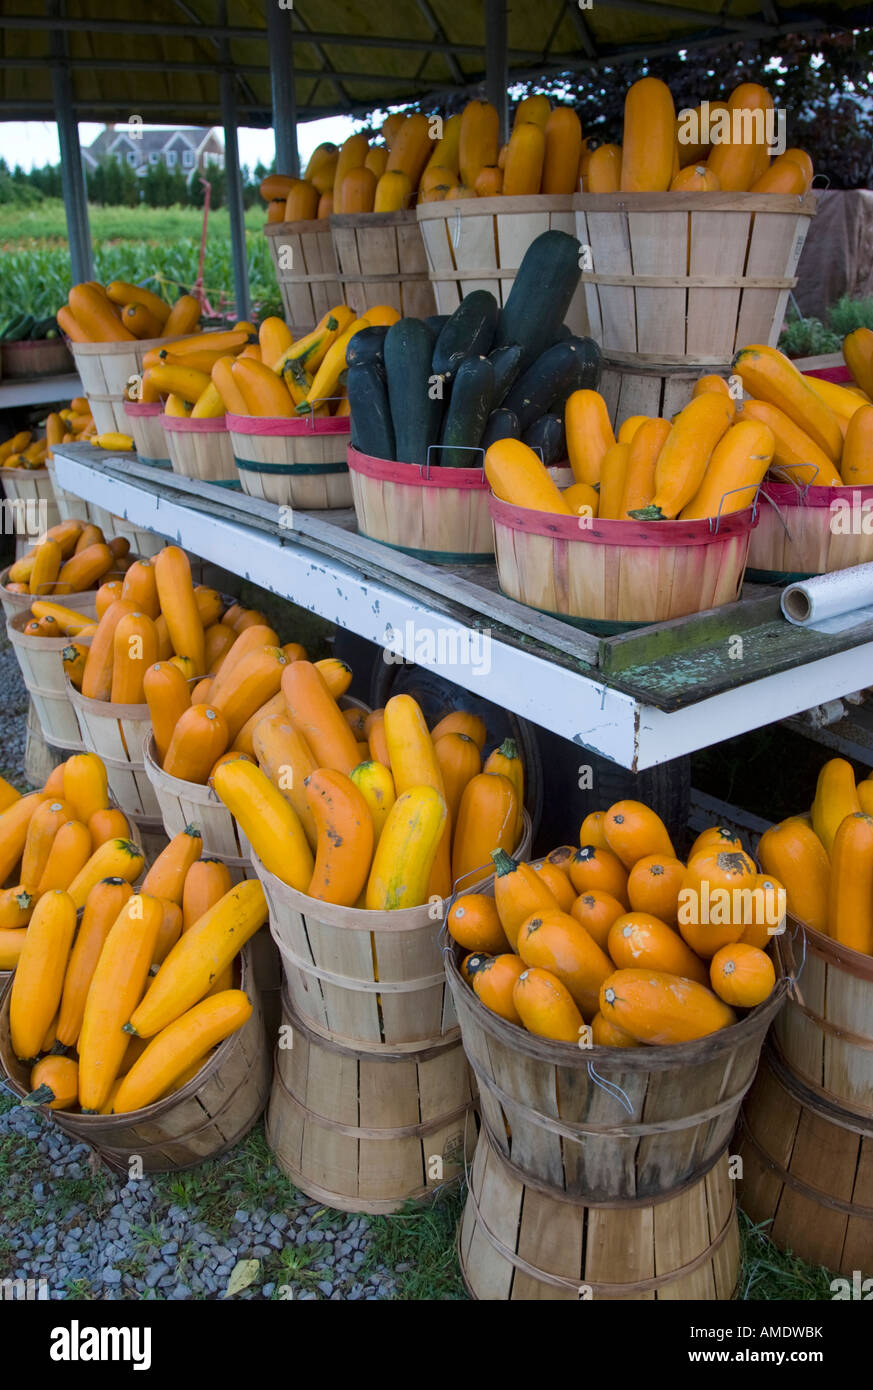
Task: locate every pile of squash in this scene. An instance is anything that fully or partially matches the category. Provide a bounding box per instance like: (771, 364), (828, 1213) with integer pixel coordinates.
(1, 395), (96, 467)
(135, 321), (258, 420)
(4, 518), (130, 598)
(758, 757), (873, 957)
(214, 689), (526, 911)
(350, 230), (598, 467)
(58, 281), (202, 346)
(449, 799), (780, 1047)
(0, 758), (264, 1115)
(583, 77), (813, 195)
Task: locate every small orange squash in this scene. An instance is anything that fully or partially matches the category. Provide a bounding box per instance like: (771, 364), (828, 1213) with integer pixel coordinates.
(452, 774), (519, 890)
(9, 890), (77, 1060)
(590, 1011), (637, 1047)
(513, 966), (585, 1042)
(433, 732), (481, 826)
(568, 845), (628, 905)
(687, 825), (743, 859)
(25, 1054), (79, 1110)
(709, 942), (775, 1008)
(757, 819), (829, 934)
(578, 811), (609, 850)
(141, 826), (204, 905)
(604, 799), (676, 869)
(600, 968), (736, 1045)
(144, 661), (192, 766)
(282, 661), (361, 777)
(517, 909), (613, 1017)
(626, 854), (685, 925)
(56, 877), (134, 1047)
(491, 848), (560, 950)
(569, 890), (627, 952)
(741, 875), (786, 950)
(182, 858), (233, 931)
(20, 798), (76, 893)
(678, 848), (757, 958)
(163, 706), (230, 784)
(447, 894), (510, 954)
(469, 951), (526, 1024)
(607, 912), (709, 985)
(827, 811), (873, 954)
(531, 860), (576, 912)
(811, 756), (861, 856)
(430, 710), (487, 750)
(154, 545), (205, 677)
(110, 610), (159, 704)
(305, 769), (374, 907)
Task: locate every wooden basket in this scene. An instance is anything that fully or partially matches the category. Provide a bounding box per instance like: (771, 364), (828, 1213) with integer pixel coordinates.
(67, 682), (158, 818)
(0, 567), (98, 623)
(0, 948), (270, 1173)
(0, 465), (60, 539)
(123, 401), (171, 468)
(105, 513), (165, 558)
(737, 1046), (873, 1278)
(227, 413), (352, 509)
(490, 496), (759, 633)
(264, 218), (342, 335)
(746, 480), (873, 582)
(142, 733), (252, 881)
(24, 697), (66, 785)
(417, 195), (588, 334)
(6, 611), (84, 751)
(252, 811), (531, 1054)
(600, 360), (732, 429)
(70, 336), (175, 436)
(45, 455), (91, 524)
(1, 337), (73, 380)
(331, 210), (435, 319)
(445, 912), (787, 1202)
(266, 992), (476, 1214)
(575, 192), (815, 365)
(773, 915), (873, 1120)
(461, 1126), (739, 1301)
(163, 413), (238, 487)
(348, 447), (493, 563)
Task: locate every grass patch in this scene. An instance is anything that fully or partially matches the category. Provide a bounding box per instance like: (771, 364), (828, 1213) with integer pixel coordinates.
(362, 1188), (467, 1301)
(739, 1211), (835, 1300)
(151, 1123), (302, 1238)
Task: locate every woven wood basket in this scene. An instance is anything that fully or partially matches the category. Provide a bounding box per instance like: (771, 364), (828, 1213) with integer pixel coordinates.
(163, 413), (238, 487)
(417, 195), (588, 335)
(227, 413), (352, 508)
(263, 218), (342, 335)
(70, 336), (176, 436)
(266, 991), (476, 1214)
(600, 361), (733, 429)
(0, 465), (60, 534)
(746, 481), (873, 582)
(67, 682), (158, 818)
(490, 496), (759, 633)
(331, 210), (435, 319)
(142, 733), (252, 882)
(348, 447), (493, 563)
(123, 400), (171, 468)
(461, 1127), (739, 1301)
(0, 948), (269, 1173)
(6, 611), (83, 750)
(45, 455), (91, 524)
(0, 567), (98, 623)
(737, 1046), (873, 1278)
(0, 337), (73, 380)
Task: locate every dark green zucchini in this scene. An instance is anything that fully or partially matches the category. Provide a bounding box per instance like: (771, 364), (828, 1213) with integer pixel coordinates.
(503, 338), (602, 432)
(482, 408), (519, 451)
(425, 314), (450, 335)
(523, 413), (566, 467)
(488, 343), (524, 405)
(384, 317), (443, 466)
(432, 290), (498, 380)
(439, 355), (495, 468)
(496, 229), (583, 368)
(348, 362), (395, 461)
(346, 325), (389, 370)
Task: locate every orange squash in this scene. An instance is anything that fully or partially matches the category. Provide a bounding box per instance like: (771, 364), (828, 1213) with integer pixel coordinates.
(154, 546), (205, 676)
(163, 705), (230, 784)
(678, 848), (758, 958)
(827, 811), (873, 954)
(20, 798), (76, 893)
(607, 911), (708, 985)
(740, 874), (786, 950)
(110, 610), (158, 704)
(531, 860), (576, 912)
(517, 909), (613, 1017)
(305, 769), (374, 907)
(620, 77), (676, 192)
(0, 791), (49, 884)
(251, 714), (319, 849)
(383, 693), (451, 897)
(141, 826), (203, 905)
(503, 121), (546, 196)
(204, 622), (237, 673)
(452, 774), (519, 890)
(811, 756), (860, 856)
(564, 390), (615, 488)
(568, 845), (628, 906)
(56, 877), (134, 1047)
(81, 599), (138, 701)
(152, 899), (183, 967)
(469, 951), (526, 1024)
(757, 818), (829, 934)
(459, 100), (500, 189)
(120, 559), (159, 618)
(600, 968), (736, 1044)
(687, 825), (743, 859)
(542, 105), (583, 195)
(144, 661), (192, 766)
(569, 889), (627, 952)
(447, 894), (510, 954)
(513, 966), (585, 1042)
(709, 942), (775, 1008)
(87, 807), (131, 848)
(0, 886), (35, 932)
(282, 661), (361, 777)
(483, 738), (524, 841)
(490, 848), (560, 950)
(585, 143), (622, 193)
(35, 819), (92, 894)
(604, 799), (676, 869)
(182, 858), (233, 931)
(626, 854), (685, 925)
(430, 710), (487, 750)
(9, 890), (77, 1060)
(591, 1011), (637, 1048)
(433, 732), (481, 826)
(578, 811), (610, 850)
(543, 845), (576, 875)
(231, 690), (286, 757)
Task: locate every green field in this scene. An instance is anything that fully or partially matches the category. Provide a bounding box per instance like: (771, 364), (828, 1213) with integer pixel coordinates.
(0, 199), (280, 322)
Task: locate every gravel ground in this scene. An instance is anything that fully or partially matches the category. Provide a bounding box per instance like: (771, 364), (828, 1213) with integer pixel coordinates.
(0, 630), (29, 787)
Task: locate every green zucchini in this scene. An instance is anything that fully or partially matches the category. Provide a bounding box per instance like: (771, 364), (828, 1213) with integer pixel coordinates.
(482, 408), (519, 450)
(503, 338), (601, 432)
(1, 313), (35, 343)
(384, 317), (443, 466)
(488, 344), (524, 405)
(439, 356), (495, 468)
(432, 290), (498, 380)
(496, 229), (583, 369)
(31, 315), (60, 340)
(523, 413), (566, 467)
(348, 362), (395, 461)
(346, 325), (388, 370)
(425, 314), (450, 335)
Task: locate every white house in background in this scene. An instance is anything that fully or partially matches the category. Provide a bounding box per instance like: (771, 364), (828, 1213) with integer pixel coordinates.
(81, 126), (225, 181)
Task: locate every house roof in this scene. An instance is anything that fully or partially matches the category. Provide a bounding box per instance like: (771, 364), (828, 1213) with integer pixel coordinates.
(0, 0), (870, 126)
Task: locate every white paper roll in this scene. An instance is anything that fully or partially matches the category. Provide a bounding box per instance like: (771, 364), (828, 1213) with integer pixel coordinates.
(782, 563), (873, 633)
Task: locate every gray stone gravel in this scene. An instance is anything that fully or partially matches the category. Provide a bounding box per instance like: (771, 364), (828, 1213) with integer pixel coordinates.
(0, 633), (29, 781)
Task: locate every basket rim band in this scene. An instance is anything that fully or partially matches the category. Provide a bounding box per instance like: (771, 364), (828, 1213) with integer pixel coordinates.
(490, 493), (757, 545)
(227, 413), (350, 437)
(270, 926), (447, 995)
(348, 445), (490, 490)
(270, 1063), (473, 1141)
(762, 480), (873, 507)
(123, 401), (164, 417)
(162, 414), (227, 434)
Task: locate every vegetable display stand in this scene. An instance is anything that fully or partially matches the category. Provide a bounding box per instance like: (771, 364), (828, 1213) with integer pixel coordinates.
(266, 991), (475, 1214)
(331, 210), (435, 319)
(489, 498), (759, 633)
(574, 192), (815, 418)
(0, 336), (73, 380)
(45, 455), (91, 524)
(227, 414), (352, 509)
(0, 464), (60, 535)
(7, 611), (84, 751)
(263, 218), (342, 336)
(163, 413), (238, 487)
(773, 916), (873, 1120)
(444, 922), (786, 1202)
(0, 948), (270, 1174)
(0, 567), (98, 623)
(143, 733), (253, 882)
(123, 400), (171, 469)
(417, 196), (588, 336)
(67, 683), (159, 819)
(70, 335), (178, 436)
(252, 811), (531, 1054)
(460, 1126), (739, 1301)
(737, 1046), (873, 1278)
(746, 481), (873, 582)
(348, 447), (494, 563)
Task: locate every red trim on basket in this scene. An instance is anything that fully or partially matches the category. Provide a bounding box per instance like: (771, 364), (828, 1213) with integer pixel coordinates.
(803, 365), (852, 384)
(162, 413), (227, 433)
(226, 413), (350, 437)
(347, 446), (490, 490)
(488, 494), (757, 547)
(123, 401), (164, 418)
(763, 481), (873, 508)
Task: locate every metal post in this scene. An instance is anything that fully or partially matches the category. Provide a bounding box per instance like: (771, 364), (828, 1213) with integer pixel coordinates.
(220, 68), (251, 323)
(267, 2), (299, 176)
(485, 0), (509, 142)
(51, 62), (93, 283)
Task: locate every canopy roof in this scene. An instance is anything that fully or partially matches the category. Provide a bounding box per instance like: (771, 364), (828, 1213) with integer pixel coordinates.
(0, 0), (869, 126)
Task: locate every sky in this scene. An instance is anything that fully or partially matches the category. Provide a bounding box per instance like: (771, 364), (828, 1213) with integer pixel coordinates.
(0, 116), (360, 173)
